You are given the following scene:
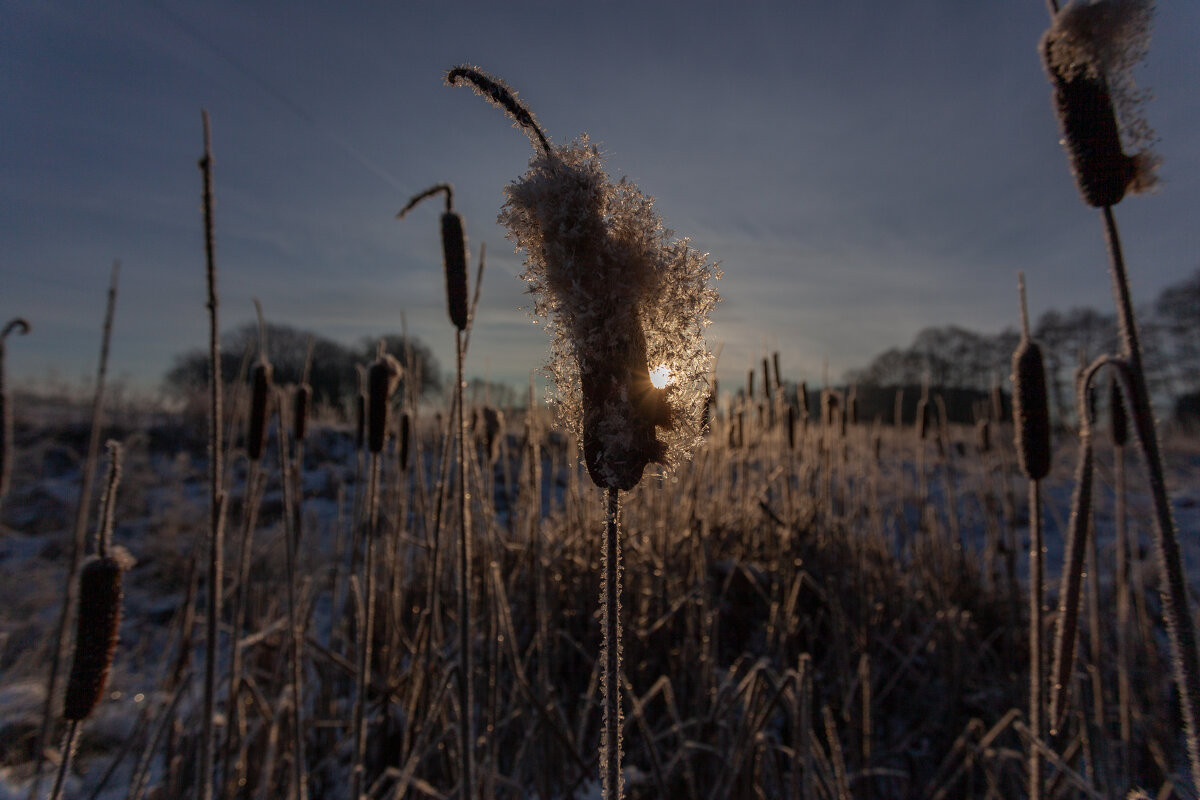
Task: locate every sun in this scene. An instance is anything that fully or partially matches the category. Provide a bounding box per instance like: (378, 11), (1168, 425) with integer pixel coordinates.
(649, 364), (674, 389)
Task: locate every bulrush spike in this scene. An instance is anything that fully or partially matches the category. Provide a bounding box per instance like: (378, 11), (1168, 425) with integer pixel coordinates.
(397, 411), (411, 472)
(367, 345), (403, 455)
(63, 442), (131, 722)
(1109, 375), (1128, 447)
(1, 318), (31, 501)
(1040, 0), (1157, 207)
(292, 383), (312, 442)
(1012, 276), (1052, 481)
(247, 300), (273, 462)
(399, 184), (470, 331)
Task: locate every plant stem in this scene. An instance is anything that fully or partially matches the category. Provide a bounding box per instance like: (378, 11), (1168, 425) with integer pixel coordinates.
(198, 109), (228, 800)
(456, 329), (475, 800)
(602, 487), (624, 800)
(1029, 479), (1044, 800)
(1101, 205), (1200, 785)
(30, 260), (118, 800)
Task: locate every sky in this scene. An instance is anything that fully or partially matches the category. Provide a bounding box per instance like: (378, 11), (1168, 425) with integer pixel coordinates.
(3, 0), (1198, 400)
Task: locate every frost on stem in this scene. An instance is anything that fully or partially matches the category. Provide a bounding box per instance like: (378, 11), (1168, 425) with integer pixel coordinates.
(1041, 0), (1159, 206)
(500, 138), (720, 490)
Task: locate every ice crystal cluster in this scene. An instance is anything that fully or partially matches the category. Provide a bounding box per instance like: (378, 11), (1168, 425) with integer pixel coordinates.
(501, 138), (720, 490)
(1041, 0), (1159, 204)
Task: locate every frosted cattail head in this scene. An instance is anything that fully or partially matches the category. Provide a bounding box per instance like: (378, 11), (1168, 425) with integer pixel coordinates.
(1012, 274), (1052, 480)
(368, 348), (403, 455)
(354, 363), (367, 452)
(65, 440), (132, 722)
(398, 184), (469, 330)
(441, 211), (469, 330)
(63, 553), (131, 720)
(1, 318), (31, 502)
(247, 361), (273, 462)
(1040, 0), (1158, 207)
(977, 417), (992, 454)
(1109, 374), (1128, 446)
(451, 66), (719, 490)
(482, 406), (504, 464)
(1012, 339), (1052, 479)
(292, 383), (312, 442)
(398, 411), (411, 471)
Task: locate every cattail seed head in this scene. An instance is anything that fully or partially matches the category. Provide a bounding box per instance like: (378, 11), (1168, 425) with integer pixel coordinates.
(916, 397), (930, 440)
(355, 393), (366, 452)
(368, 352), (403, 454)
(63, 552), (131, 721)
(1109, 376), (1128, 447)
(398, 411), (411, 471)
(482, 407), (504, 465)
(454, 66), (717, 489)
(247, 361), (272, 461)
(1040, 0), (1157, 207)
(1012, 338), (1052, 480)
(292, 383), (311, 442)
(977, 418), (992, 454)
(442, 211), (470, 330)
(0, 318), (31, 502)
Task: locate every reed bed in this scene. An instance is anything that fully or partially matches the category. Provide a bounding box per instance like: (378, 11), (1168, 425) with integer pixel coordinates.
(2, 6), (1197, 797)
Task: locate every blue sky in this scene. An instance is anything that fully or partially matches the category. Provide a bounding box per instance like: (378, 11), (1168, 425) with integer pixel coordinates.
(3, 1), (1198, 398)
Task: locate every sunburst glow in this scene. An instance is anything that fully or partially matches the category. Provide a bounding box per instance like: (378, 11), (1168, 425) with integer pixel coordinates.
(649, 364), (674, 389)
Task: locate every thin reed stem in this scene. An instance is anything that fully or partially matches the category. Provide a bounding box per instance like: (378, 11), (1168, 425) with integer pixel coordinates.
(1101, 205), (1200, 784)
(199, 109), (228, 800)
(47, 721), (80, 800)
(277, 392), (309, 800)
(29, 261), (119, 800)
(1029, 479), (1044, 800)
(601, 487), (623, 800)
(455, 329), (475, 800)
(351, 452), (381, 800)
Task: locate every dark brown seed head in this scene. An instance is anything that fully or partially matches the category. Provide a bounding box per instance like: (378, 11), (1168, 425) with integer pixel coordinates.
(442, 212), (469, 330)
(368, 354), (403, 454)
(247, 362), (273, 462)
(798, 382), (809, 420)
(0, 318), (31, 501)
(398, 411), (411, 471)
(1012, 338), (1052, 480)
(1109, 377), (1128, 447)
(787, 405), (796, 450)
(355, 393), (366, 452)
(977, 418), (992, 454)
(1041, 31), (1135, 207)
(64, 556), (126, 721)
(483, 407), (504, 464)
(293, 383), (312, 442)
(579, 315), (669, 490)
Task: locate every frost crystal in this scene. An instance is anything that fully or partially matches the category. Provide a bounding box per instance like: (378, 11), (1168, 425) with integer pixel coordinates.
(500, 137), (720, 490)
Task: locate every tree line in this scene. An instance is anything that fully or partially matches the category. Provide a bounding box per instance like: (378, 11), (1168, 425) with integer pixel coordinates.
(844, 268), (1200, 425)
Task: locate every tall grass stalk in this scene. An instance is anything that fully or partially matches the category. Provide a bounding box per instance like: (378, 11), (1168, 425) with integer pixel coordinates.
(1012, 272), (1050, 800)
(601, 488), (624, 800)
(1101, 207), (1200, 783)
(31, 259), (119, 800)
(198, 109), (229, 800)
